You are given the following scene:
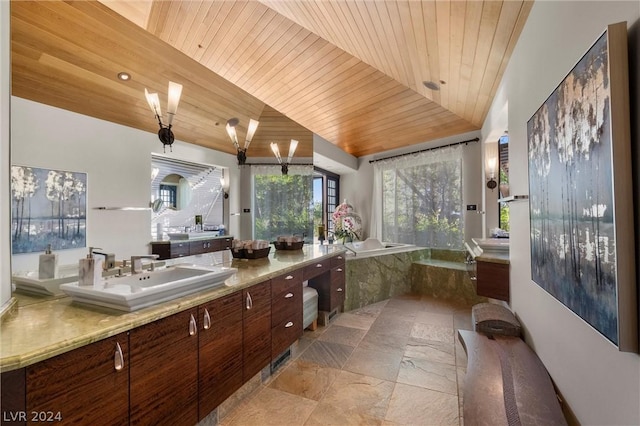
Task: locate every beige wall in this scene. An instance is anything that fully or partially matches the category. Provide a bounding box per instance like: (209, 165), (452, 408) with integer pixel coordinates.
(495, 1), (640, 423)
(9, 98), (237, 275)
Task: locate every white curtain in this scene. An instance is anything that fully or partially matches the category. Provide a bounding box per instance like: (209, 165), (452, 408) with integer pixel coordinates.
(372, 145), (463, 248)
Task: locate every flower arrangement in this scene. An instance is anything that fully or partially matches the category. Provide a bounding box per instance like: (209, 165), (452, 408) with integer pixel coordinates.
(332, 200), (363, 242)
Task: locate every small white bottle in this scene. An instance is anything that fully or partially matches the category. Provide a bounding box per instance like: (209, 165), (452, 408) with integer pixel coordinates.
(79, 247), (104, 286)
(38, 244), (58, 280)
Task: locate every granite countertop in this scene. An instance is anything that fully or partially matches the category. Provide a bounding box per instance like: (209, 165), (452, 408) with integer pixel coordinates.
(0, 245), (344, 372)
(151, 234), (233, 244)
(476, 252), (510, 264)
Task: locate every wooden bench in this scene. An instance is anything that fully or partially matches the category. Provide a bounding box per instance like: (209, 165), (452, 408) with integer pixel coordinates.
(458, 330), (567, 426)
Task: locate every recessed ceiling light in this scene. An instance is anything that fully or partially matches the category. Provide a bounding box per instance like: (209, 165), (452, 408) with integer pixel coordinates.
(422, 80), (440, 91)
(117, 72), (131, 81)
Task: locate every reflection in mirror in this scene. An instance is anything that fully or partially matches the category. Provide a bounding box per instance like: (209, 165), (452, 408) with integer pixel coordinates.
(159, 173), (191, 210)
(151, 155), (224, 240)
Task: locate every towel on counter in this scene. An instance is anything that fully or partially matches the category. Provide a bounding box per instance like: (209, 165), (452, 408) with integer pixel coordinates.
(276, 235), (302, 244)
(234, 239), (269, 251)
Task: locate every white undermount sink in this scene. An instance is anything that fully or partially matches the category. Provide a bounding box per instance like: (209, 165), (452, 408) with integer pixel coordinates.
(60, 264), (237, 311)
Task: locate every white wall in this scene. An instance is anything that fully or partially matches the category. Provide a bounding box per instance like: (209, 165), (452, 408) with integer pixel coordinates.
(1, 0), (11, 309)
(340, 130), (483, 245)
(495, 1), (640, 423)
(9, 98), (237, 274)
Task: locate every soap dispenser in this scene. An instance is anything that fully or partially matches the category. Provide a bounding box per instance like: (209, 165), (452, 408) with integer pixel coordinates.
(38, 244), (58, 279)
(79, 247), (104, 286)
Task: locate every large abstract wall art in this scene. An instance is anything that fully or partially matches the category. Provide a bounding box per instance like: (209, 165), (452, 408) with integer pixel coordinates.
(527, 23), (637, 352)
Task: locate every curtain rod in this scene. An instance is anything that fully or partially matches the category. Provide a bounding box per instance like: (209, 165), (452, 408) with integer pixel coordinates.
(245, 163), (314, 167)
(369, 137), (480, 164)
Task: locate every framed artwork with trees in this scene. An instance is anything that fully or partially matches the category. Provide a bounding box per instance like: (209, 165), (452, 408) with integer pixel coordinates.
(11, 165), (87, 254)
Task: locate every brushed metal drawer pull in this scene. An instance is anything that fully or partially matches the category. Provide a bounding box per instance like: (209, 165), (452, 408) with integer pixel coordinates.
(114, 342), (124, 372)
(336, 268), (343, 272)
(189, 314), (197, 336)
(284, 292), (294, 299)
(337, 288), (343, 292)
(285, 321), (294, 328)
(285, 275), (294, 280)
(203, 308), (211, 330)
(246, 292), (253, 310)
(470, 277), (477, 281)
(316, 263), (323, 268)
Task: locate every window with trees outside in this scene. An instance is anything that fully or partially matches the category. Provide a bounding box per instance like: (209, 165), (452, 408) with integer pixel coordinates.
(498, 134), (510, 231)
(253, 165), (314, 243)
(373, 145), (464, 249)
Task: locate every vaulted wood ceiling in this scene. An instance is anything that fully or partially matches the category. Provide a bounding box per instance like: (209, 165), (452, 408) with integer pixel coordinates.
(10, 1), (532, 159)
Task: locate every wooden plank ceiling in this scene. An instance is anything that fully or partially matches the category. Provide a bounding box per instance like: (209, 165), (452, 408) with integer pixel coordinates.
(11, 1), (532, 159)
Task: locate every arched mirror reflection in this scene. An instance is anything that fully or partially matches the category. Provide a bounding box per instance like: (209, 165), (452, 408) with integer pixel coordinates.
(159, 173), (191, 210)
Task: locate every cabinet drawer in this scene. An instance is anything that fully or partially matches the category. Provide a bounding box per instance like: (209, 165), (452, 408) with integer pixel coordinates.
(218, 237), (233, 250)
(303, 259), (330, 280)
(331, 266), (346, 309)
(272, 282), (302, 329)
(171, 242), (190, 258)
(271, 270), (303, 294)
(190, 239), (214, 255)
(271, 310), (302, 358)
(331, 254), (346, 268)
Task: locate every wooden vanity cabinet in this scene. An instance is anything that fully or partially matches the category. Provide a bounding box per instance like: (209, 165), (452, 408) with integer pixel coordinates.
(242, 280), (272, 382)
(129, 308), (199, 426)
(25, 332), (129, 425)
(308, 255), (346, 313)
(271, 270), (303, 358)
(330, 256), (346, 311)
(476, 259), (510, 302)
(152, 241), (190, 260)
(198, 292), (243, 420)
(1, 369), (25, 426)
(217, 237), (233, 251)
(151, 236), (233, 260)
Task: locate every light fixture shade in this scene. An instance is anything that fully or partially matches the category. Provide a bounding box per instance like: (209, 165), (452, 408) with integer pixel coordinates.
(226, 123), (239, 148)
(145, 89), (161, 117)
(485, 142), (499, 179)
(287, 139), (298, 162)
(270, 142), (282, 163)
(165, 82), (183, 125)
(486, 156), (497, 178)
(244, 119), (259, 149)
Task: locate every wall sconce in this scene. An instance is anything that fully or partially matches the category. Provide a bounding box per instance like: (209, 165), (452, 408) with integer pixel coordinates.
(485, 143), (498, 191)
(220, 175), (229, 199)
(226, 118), (259, 165)
(270, 139), (298, 175)
(145, 81), (183, 153)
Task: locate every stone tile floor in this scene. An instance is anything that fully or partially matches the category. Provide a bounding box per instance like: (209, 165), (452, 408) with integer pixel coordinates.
(221, 294), (473, 426)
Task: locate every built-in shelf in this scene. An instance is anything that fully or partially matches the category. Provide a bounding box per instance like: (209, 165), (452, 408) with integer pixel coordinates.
(498, 195), (529, 203)
(94, 207), (152, 211)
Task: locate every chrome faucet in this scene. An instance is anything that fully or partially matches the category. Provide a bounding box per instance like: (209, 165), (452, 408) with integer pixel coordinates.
(130, 255), (159, 274)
